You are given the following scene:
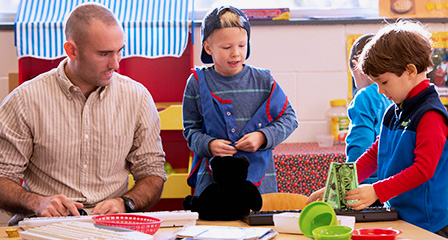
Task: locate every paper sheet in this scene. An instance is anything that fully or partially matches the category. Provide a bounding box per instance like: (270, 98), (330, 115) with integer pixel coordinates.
(176, 225), (277, 240)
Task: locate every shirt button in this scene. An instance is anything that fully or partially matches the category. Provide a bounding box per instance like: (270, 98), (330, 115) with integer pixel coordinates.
(231, 128), (235, 133)
(258, 123), (262, 127)
(84, 165), (88, 169)
(85, 134), (89, 139)
(227, 112), (231, 116)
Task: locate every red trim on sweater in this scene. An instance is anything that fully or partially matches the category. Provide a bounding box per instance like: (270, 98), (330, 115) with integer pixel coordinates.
(210, 91), (232, 104)
(192, 69), (232, 104)
(356, 80), (448, 203)
(266, 81), (276, 122)
(192, 69), (199, 82)
(267, 80), (288, 121)
(252, 174), (264, 186)
(274, 97), (288, 121)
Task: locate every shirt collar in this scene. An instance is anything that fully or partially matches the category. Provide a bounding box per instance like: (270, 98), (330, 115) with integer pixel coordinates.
(405, 79), (430, 100)
(56, 58), (75, 100)
(56, 58), (109, 100)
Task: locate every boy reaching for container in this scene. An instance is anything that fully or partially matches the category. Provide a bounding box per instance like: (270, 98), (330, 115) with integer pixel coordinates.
(307, 20), (448, 236)
(182, 6), (298, 196)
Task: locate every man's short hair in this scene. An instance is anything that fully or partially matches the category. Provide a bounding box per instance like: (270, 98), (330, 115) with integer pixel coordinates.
(65, 3), (120, 46)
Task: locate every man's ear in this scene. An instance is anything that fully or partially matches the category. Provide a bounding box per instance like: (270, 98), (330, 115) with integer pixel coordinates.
(64, 41), (77, 60)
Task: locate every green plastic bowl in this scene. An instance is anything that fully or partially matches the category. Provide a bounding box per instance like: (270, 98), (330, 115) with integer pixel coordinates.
(298, 201), (337, 238)
(312, 225), (353, 240)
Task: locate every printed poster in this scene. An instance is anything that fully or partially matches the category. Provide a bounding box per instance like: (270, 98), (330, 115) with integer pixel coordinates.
(428, 32), (448, 107)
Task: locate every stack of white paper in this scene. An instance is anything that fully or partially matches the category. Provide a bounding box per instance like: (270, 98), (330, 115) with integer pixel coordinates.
(176, 225), (278, 240)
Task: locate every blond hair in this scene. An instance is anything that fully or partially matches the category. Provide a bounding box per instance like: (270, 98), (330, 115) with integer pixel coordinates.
(219, 9), (244, 28)
(206, 9), (247, 43)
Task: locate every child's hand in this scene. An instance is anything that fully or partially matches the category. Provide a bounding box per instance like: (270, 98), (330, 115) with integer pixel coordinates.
(235, 131), (266, 152)
(209, 139), (237, 156)
(345, 184), (379, 210)
(306, 188), (325, 204)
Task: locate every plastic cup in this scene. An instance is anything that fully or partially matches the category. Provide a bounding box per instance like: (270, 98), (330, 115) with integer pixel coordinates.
(298, 201), (337, 238)
(312, 225), (353, 240)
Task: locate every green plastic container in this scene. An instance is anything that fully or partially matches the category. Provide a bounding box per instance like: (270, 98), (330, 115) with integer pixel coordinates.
(312, 225), (353, 240)
(298, 201), (337, 238)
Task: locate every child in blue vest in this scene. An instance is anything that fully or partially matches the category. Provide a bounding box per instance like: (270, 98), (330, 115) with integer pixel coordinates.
(308, 20), (448, 236)
(346, 33), (392, 185)
(182, 6), (298, 196)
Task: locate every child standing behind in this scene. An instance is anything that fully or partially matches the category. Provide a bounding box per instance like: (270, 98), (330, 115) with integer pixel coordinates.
(346, 33), (393, 185)
(183, 6), (298, 196)
(308, 20), (448, 236)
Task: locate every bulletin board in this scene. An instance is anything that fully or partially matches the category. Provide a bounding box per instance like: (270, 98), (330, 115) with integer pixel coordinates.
(428, 32), (448, 106)
(347, 32), (448, 106)
(346, 34), (363, 101)
(379, 0), (448, 18)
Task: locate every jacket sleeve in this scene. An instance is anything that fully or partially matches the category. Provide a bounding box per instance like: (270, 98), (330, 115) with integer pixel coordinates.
(258, 79), (298, 150)
(355, 139), (379, 183)
(0, 89), (32, 184)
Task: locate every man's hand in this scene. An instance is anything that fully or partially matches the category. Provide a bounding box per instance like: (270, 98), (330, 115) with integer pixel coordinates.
(35, 194), (84, 217)
(0, 178), (83, 217)
(235, 131), (266, 152)
(91, 198), (124, 215)
(209, 139), (237, 156)
(345, 184), (378, 210)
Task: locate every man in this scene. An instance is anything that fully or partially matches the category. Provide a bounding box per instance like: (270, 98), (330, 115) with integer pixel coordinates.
(0, 3), (166, 225)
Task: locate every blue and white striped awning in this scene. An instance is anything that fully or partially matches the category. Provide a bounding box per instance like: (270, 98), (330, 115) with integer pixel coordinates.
(15, 0), (191, 59)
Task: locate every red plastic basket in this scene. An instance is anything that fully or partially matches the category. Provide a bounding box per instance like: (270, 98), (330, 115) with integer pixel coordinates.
(92, 214), (163, 235)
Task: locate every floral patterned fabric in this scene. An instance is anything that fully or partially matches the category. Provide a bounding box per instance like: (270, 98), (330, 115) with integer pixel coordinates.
(273, 142), (346, 196)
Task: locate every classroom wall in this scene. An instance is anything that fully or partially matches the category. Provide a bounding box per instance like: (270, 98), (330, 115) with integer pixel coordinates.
(0, 22), (446, 143)
(192, 22), (446, 142)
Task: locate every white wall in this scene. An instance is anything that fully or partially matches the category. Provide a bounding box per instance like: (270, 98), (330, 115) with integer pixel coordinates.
(192, 22), (446, 142)
(0, 21), (446, 143)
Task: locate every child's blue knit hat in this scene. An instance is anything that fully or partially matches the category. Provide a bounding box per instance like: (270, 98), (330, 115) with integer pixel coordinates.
(200, 6), (251, 64)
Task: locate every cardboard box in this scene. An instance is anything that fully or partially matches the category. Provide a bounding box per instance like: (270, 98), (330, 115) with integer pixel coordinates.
(8, 73), (19, 93)
(242, 8), (290, 21)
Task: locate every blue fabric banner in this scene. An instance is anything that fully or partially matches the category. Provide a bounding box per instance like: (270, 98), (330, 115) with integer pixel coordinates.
(15, 0), (191, 59)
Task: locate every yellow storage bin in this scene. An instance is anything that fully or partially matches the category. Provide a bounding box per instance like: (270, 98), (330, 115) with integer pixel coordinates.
(128, 174), (135, 191)
(128, 171), (191, 198)
(161, 172), (191, 198)
(157, 103), (183, 130)
(128, 102), (192, 199)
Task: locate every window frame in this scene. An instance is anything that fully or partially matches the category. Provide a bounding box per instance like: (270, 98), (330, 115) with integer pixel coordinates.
(1, 0), (379, 27)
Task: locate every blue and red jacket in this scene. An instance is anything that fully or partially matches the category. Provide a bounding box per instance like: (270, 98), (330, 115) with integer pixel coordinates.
(377, 84), (448, 232)
(186, 67), (292, 187)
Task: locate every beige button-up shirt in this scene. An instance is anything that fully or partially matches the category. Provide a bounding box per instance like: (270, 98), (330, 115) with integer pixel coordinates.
(0, 59), (166, 207)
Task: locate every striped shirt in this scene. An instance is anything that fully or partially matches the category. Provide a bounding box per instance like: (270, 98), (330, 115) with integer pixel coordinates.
(0, 59), (166, 207)
(182, 65), (298, 194)
(183, 65), (298, 158)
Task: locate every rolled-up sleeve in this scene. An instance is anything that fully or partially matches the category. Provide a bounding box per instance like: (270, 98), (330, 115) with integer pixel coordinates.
(128, 90), (167, 181)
